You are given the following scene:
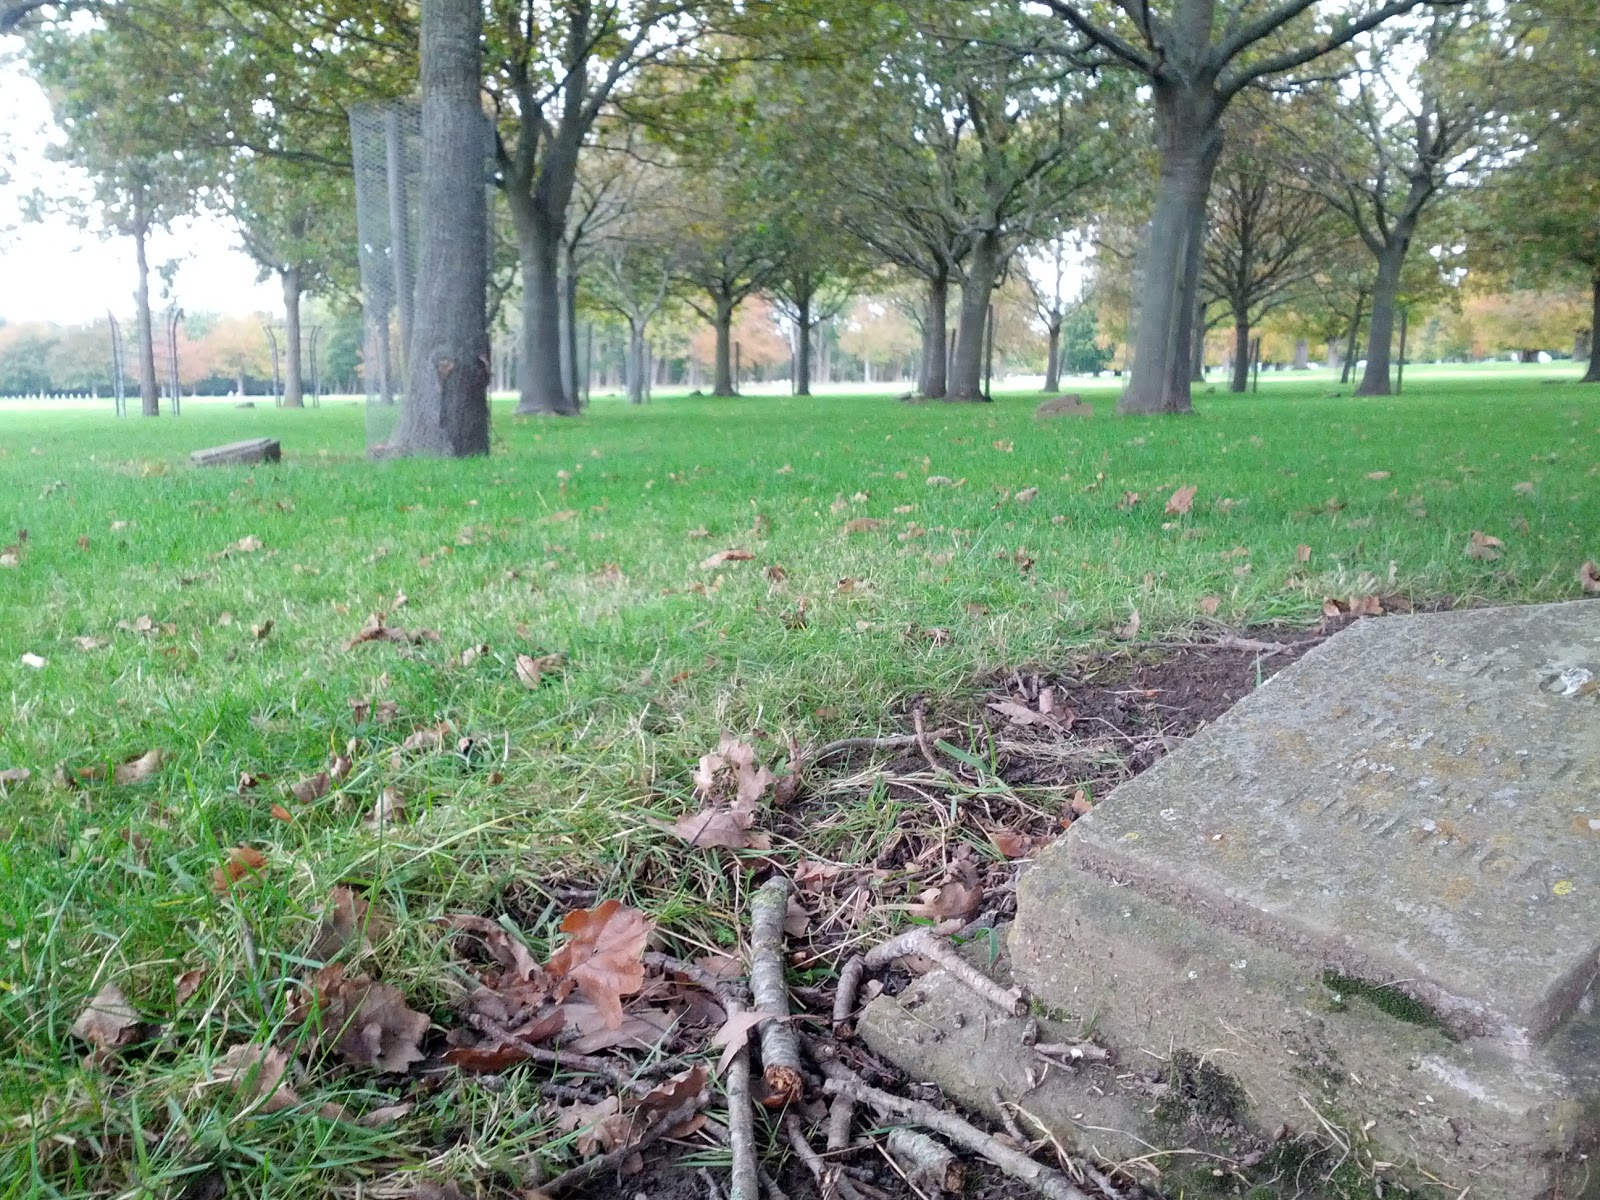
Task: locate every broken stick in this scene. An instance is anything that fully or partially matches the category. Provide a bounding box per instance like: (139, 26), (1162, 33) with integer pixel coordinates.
(723, 1000), (761, 1200)
(749, 876), (804, 1106)
(863, 927), (1026, 1017)
(823, 1076), (1090, 1200)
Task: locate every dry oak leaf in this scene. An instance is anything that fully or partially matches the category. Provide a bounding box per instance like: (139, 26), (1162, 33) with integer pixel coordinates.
(988, 699), (1051, 727)
(458, 643), (489, 667)
(212, 1043), (301, 1113)
(74, 636), (109, 651)
(648, 799), (769, 851)
(700, 548), (754, 569)
(299, 964), (429, 1073)
(693, 732), (776, 806)
(556, 1094), (631, 1157)
(842, 517), (888, 534)
(1581, 561), (1600, 594)
(71, 982), (143, 1052)
(1198, 595), (1221, 617)
(992, 830), (1051, 859)
(546, 900), (653, 1030)
(213, 845), (269, 894)
(1513, 481), (1535, 495)
(709, 1008), (784, 1075)
(1366, 471), (1391, 481)
(1165, 485), (1198, 516)
(250, 619), (274, 640)
(1013, 486), (1039, 504)
(1466, 531), (1504, 561)
(0, 767), (31, 789)
(366, 787), (405, 831)
(310, 886), (388, 964)
(1296, 544), (1312, 563)
(174, 968), (205, 1004)
(113, 748), (163, 785)
(344, 612), (441, 650)
(291, 772), (331, 804)
(329, 754), (353, 782)
(514, 652), (566, 689)
(1113, 609), (1142, 641)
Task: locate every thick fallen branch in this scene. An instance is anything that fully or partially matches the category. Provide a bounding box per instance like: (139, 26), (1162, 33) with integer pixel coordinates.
(833, 955), (866, 1032)
(827, 1091), (856, 1152)
(886, 1128), (965, 1194)
(822, 1076), (1090, 1200)
(863, 928), (1026, 1017)
(749, 877), (803, 1106)
(539, 1097), (702, 1196)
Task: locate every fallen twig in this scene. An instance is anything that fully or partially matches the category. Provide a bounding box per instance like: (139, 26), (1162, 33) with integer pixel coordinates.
(833, 955), (866, 1032)
(645, 951), (749, 1008)
(1033, 1040), (1110, 1064)
(823, 1076), (1091, 1200)
(749, 877), (804, 1106)
(911, 707), (943, 775)
(466, 1015), (646, 1092)
(724, 999), (761, 1200)
(863, 927), (1026, 1017)
(538, 1097), (702, 1196)
(784, 1112), (865, 1200)
(809, 730), (956, 765)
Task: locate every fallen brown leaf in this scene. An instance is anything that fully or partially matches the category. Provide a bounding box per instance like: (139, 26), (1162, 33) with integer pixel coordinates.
(213, 845), (268, 894)
(1465, 531), (1504, 561)
(1581, 561), (1600, 594)
(20, 653), (46, 669)
(992, 831), (1050, 859)
(328, 754), (353, 782)
(250, 619), (274, 640)
(310, 886), (386, 964)
(1366, 471), (1390, 480)
(70, 982), (143, 1052)
(842, 517), (887, 534)
(344, 613), (441, 651)
(298, 964), (429, 1073)
(113, 748), (163, 785)
(1296, 544), (1312, 563)
(693, 733), (775, 806)
(700, 548), (754, 569)
(174, 969), (204, 1004)
(514, 652), (566, 688)
(0, 767), (31, 788)
(1113, 609), (1141, 641)
(212, 1043), (300, 1113)
(1165, 485), (1197, 515)
(1013, 487), (1039, 504)
(546, 900), (652, 1030)
(1198, 595), (1221, 616)
(365, 787), (405, 831)
(648, 801), (769, 851)
(74, 636), (108, 651)
(458, 643), (489, 667)
(291, 772), (331, 804)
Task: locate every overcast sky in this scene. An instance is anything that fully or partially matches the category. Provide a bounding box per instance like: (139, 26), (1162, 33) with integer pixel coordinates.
(0, 49), (281, 326)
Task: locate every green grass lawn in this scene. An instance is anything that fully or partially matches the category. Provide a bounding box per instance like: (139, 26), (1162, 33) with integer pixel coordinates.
(0, 366), (1596, 1197)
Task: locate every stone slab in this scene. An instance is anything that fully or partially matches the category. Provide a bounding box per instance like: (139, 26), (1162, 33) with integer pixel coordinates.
(191, 437), (280, 467)
(1010, 602), (1600, 1198)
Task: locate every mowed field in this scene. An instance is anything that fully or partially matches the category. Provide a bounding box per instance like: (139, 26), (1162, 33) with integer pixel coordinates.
(0, 366), (1596, 1196)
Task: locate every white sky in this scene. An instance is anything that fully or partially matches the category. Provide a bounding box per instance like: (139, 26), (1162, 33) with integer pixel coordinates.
(0, 48), (280, 325)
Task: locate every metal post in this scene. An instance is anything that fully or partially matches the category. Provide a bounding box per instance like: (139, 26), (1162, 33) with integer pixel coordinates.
(309, 326), (322, 406)
(583, 323), (593, 408)
(1396, 306), (1410, 394)
(166, 307), (183, 416)
(984, 302), (996, 401)
(108, 311), (127, 417)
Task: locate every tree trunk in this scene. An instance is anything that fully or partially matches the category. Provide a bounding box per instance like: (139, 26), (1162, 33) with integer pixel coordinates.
(390, 0), (490, 457)
(1341, 291), (1365, 385)
(561, 245), (580, 403)
(1044, 317), (1062, 392)
(281, 265), (304, 408)
(712, 294), (736, 396)
(921, 272), (949, 398)
(510, 203), (573, 414)
(385, 108), (415, 383)
(795, 292), (813, 396)
(1584, 272), (1600, 383)
(948, 231), (1001, 401)
(1357, 238), (1410, 397)
(237, 367), (246, 397)
(1230, 313), (1251, 393)
(1119, 84), (1223, 415)
(132, 213), (160, 417)
(627, 319), (646, 404)
(1292, 337), (1309, 369)
(1190, 299), (1208, 383)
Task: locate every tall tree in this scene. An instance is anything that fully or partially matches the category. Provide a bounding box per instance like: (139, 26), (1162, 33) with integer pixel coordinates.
(27, 20), (206, 415)
(1303, 8), (1505, 395)
(486, 0), (705, 416)
(1035, 0), (1451, 413)
(391, 0), (491, 456)
(1025, 232), (1087, 392)
(1202, 107), (1336, 391)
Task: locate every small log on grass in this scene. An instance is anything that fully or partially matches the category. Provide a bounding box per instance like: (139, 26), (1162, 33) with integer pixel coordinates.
(190, 438), (281, 467)
(886, 1128), (965, 1194)
(749, 876), (804, 1106)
